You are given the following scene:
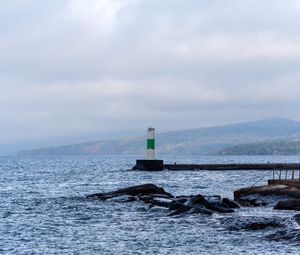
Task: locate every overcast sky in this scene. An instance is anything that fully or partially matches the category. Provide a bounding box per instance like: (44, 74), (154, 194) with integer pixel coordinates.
(1, 0), (300, 152)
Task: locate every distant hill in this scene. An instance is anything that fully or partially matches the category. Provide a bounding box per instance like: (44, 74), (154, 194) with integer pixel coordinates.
(17, 117), (300, 156)
(218, 140), (300, 155)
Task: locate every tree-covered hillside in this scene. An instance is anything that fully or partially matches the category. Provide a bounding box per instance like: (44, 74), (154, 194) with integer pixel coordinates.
(218, 140), (300, 155)
(18, 117), (300, 156)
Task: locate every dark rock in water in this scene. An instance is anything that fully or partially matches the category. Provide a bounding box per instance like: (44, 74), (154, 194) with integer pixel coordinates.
(265, 229), (300, 242)
(234, 199), (252, 207)
(167, 197), (213, 216)
(234, 184), (300, 209)
(148, 197), (174, 208)
(292, 213), (300, 224)
(138, 193), (172, 202)
(168, 197), (189, 211)
(211, 205), (234, 213)
(221, 216), (284, 231)
(104, 194), (137, 203)
(222, 198), (240, 208)
(274, 199), (300, 211)
(168, 206), (195, 216)
(187, 196), (214, 214)
(190, 207), (213, 215)
(167, 194), (234, 216)
(87, 183), (235, 216)
(234, 198), (267, 207)
(86, 183), (173, 200)
(204, 195), (222, 204)
(234, 185), (300, 200)
(136, 194), (153, 203)
(188, 194), (211, 208)
(137, 194), (174, 209)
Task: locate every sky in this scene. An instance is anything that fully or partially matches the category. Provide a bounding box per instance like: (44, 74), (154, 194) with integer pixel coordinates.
(1, 0), (300, 153)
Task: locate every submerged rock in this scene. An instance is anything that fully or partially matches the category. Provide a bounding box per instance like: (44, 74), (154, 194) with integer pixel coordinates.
(146, 196), (174, 208)
(292, 214), (300, 225)
(221, 198), (240, 209)
(234, 197), (267, 207)
(265, 229), (300, 242)
(221, 216), (284, 231)
(168, 205), (197, 216)
(274, 199), (300, 211)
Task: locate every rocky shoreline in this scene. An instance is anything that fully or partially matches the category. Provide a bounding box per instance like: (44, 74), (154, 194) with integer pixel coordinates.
(234, 184), (300, 210)
(87, 183), (300, 243)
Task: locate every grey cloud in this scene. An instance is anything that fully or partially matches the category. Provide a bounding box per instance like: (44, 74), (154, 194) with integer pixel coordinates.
(1, 0), (300, 153)
(2, 0), (300, 82)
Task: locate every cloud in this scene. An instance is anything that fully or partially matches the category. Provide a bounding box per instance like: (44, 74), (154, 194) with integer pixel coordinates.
(1, 0), (300, 152)
(69, 0), (134, 32)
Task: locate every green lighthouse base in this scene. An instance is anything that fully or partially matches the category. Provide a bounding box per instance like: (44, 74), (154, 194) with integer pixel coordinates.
(132, 160), (164, 171)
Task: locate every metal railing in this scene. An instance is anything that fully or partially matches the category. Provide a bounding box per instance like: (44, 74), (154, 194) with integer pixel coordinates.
(272, 169), (300, 180)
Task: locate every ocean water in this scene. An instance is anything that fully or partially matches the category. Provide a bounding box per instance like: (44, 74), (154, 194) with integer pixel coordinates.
(0, 155), (299, 255)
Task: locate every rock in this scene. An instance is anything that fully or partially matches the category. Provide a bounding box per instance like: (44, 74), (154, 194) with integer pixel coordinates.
(148, 197), (174, 208)
(104, 194), (137, 203)
(187, 194), (211, 208)
(138, 193), (172, 202)
(292, 213), (300, 224)
(137, 194), (174, 209)
(221, 216), (284, 231)
(187, 196), (214, 214)
(265, 229), (300, 242)
(168, 197), (189, 210)
(222, 198), (240, 208)
(274, 199), (300, 211)
(187, 194), (231, 213)
(87, 183), (235, 216)
(234, 185), (300, 200)
(234, 199), (252, 207)
(234, 198), (267, 207)
(190, 207), (213, 215)
(168, 206), (194, 216)
(168, 194), (234, 216)
(204, 195), (222, 204)
(197, 195), (235, 213)
(86, 183), (173, 200)
(167, 196), (213, 216)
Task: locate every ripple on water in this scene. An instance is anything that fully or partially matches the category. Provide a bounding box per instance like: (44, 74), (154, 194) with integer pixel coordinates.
(0, 155), (300, 254)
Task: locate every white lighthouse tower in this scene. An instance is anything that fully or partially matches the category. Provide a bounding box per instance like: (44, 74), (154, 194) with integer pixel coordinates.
(133, 126), (163, 171)
(147, 127), (155, 160)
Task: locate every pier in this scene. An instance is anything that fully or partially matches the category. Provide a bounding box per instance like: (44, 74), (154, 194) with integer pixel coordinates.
(164, 163), (300, 171)
(133, 127), (300, 179)
(132, 160), (300, 171)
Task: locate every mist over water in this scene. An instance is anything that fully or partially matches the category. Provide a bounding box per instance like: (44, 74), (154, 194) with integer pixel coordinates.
(0, 155), (299, 254)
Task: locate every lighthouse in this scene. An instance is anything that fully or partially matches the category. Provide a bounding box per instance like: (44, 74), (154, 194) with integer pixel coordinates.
(147, 127), (155, 160)
(132, 126), (164, 171)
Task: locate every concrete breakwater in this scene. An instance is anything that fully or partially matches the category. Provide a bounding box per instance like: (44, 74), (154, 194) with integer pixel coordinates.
(132, 159), (300, 171)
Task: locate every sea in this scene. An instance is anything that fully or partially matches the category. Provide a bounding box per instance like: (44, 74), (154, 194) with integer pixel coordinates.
(0, 155), (299, 255)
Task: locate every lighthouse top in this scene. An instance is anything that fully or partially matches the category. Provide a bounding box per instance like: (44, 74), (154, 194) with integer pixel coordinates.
(147, 127), (155, 160)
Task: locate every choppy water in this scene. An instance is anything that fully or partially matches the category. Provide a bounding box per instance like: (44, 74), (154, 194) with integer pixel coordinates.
(0, 155), (299, 254)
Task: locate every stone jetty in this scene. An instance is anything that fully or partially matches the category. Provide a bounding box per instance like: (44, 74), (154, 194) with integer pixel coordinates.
(87, 183), (237, 215)
(87, 183), (300, 243)
(234, 184), (300, 210)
